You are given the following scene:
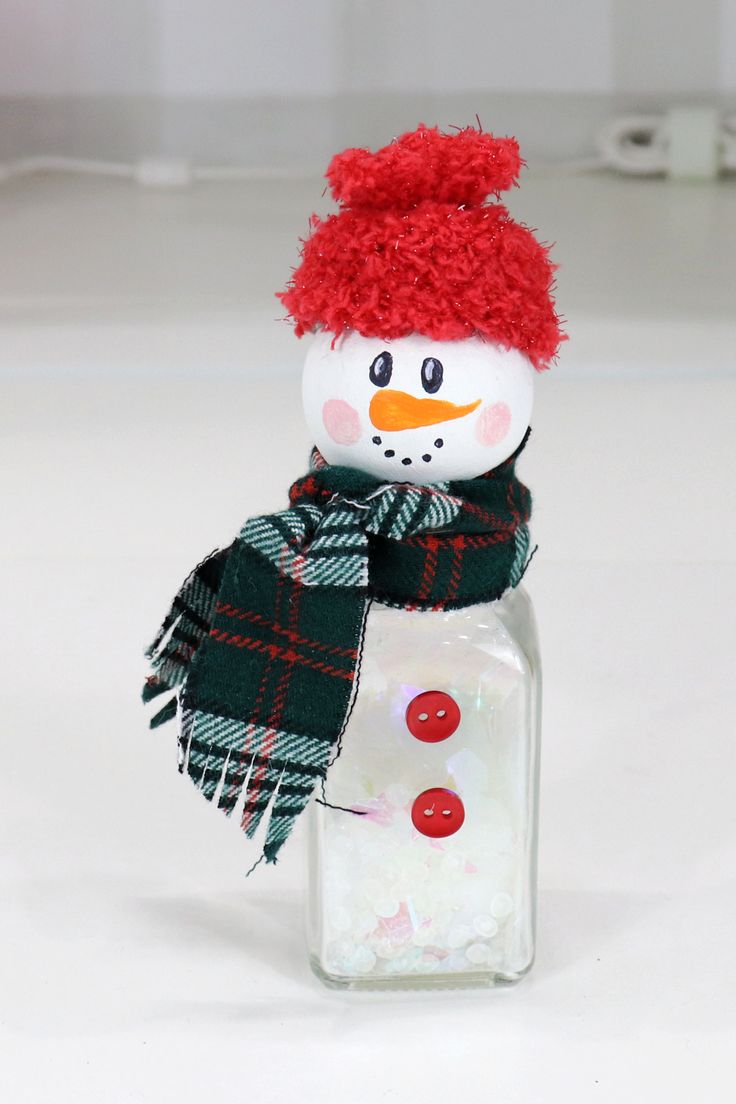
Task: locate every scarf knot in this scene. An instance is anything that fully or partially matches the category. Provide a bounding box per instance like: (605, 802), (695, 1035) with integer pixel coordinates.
(240, 476), (465, 590)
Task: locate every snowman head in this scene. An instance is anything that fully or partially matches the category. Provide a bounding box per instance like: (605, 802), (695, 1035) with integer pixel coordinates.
(303, 330), (533, 482)
(280, 124), (563, 482)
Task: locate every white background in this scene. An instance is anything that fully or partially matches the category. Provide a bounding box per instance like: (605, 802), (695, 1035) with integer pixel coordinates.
(2, 0), (735, 97)
(1, 1), (735, 165)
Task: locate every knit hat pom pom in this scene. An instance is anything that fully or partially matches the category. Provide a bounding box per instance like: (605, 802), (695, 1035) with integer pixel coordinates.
(327, 124), (522, 211)
(279, 123), (563, 370)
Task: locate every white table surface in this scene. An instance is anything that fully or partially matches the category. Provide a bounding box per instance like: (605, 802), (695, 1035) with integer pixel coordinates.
(2, 168), (736, 1101)
(2, 367), (735, 1103)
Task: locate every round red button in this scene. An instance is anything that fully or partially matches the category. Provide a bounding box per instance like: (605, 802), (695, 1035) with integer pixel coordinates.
(405, 690), (461, 743)
(411, 788), (465, 838)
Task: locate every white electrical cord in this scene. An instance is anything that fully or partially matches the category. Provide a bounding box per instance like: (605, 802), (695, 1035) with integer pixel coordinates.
(1, 109), (735, 186)
(594, 109), (736, 177)
(0, 155), (316, 187)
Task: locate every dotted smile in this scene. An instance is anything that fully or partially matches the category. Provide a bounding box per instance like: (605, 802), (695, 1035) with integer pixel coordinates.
(371, 436), (444, 466)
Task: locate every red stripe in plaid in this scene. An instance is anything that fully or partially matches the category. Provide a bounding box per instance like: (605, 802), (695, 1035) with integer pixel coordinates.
(406, 531), (512, 551)
(210, 628), (355, 681)
(224, 569), (290, 819)
(458, 500), (518, 530)
(506, 475), (522, 528)
(215, 603), (358, 660)
(241, 576), (303, 831)
(239, 568), (294, 831)
(289, 474), (328, 505)
(445, 535), (466, 604)
(417, 535), (440, 605)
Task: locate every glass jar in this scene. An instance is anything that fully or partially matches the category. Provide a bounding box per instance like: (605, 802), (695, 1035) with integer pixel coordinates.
(307, 585), (541, 990)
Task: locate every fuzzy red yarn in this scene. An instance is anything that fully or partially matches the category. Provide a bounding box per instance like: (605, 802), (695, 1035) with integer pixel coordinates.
(278, 125), (564, 370)
(327, 124), (522, 210)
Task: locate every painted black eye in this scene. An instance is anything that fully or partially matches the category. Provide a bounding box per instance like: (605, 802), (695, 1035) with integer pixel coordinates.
(421, 357), (444, 394)
(369, 351), (393, 387)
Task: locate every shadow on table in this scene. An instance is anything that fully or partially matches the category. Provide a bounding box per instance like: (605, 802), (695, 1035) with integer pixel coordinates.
(138, 886), (309, 985)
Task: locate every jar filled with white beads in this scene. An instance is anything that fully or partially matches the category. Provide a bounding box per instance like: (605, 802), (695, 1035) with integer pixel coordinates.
(291, 125), (557, 991)
(307, 589), (541, 989)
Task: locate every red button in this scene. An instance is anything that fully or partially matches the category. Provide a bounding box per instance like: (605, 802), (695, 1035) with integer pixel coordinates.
(411, 788), (465, 838)
(405, 690), (460, 743)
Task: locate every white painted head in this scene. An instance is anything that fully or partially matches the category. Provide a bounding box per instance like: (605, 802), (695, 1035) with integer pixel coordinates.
(302, 331), (534, 483)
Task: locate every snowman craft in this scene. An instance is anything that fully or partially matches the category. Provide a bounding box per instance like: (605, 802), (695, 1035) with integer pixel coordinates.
(144, 125), (563, 989)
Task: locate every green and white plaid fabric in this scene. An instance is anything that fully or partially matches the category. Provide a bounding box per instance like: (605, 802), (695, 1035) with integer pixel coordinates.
(144, 439), (533, 865)
(241, 479), (462, 589)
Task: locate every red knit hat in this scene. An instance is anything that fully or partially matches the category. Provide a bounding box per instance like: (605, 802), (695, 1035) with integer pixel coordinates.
(278, 124), (564, 371)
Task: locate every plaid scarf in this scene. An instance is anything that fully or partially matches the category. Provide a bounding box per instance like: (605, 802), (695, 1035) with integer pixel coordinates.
(143, 437), (532, 865)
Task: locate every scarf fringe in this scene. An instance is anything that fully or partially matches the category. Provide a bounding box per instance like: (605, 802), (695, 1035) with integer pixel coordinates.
(142, 547), (230, 726)
(178, 705), (329, 865)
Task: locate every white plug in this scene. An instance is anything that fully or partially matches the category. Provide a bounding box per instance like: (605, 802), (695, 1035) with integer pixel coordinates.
(595, 107), (735, 179)
(666, 107), (719, 180)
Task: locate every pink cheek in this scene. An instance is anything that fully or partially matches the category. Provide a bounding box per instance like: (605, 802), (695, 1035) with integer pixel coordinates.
(322, 399), (362, 446)
(475, 402), (511, 447)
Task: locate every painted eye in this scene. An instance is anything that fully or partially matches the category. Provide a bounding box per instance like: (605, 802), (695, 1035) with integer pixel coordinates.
(421, 357), (444, 394)
(369, 351), (393, 388)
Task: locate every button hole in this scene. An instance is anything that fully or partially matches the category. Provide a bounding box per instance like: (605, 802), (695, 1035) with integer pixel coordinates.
(418, 712), (429, 721)
(436, 709), (446, 718)
(441, 809), (452, 817)
(423, 809), (434, 817)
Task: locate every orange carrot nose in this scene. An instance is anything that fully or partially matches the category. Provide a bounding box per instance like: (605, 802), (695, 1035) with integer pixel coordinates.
(369, 389), (481, 432)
